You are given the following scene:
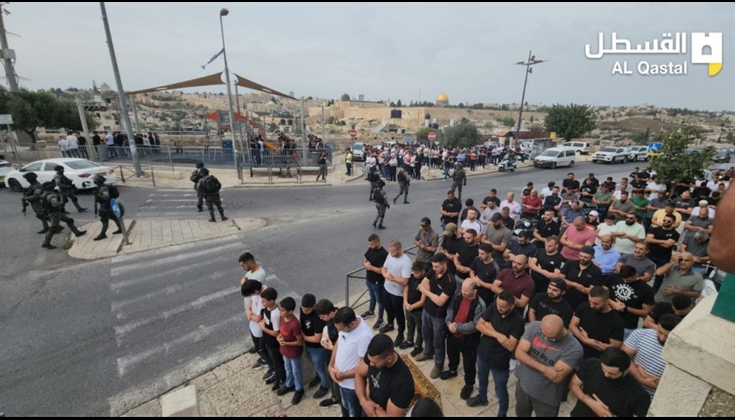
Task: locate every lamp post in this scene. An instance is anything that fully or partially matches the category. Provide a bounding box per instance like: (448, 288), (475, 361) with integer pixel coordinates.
(219, 8), (239, 176)
(513, 51), (546, 147)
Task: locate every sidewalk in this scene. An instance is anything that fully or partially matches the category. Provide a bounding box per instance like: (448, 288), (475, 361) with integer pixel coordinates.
(121, 321), (577, 417)
(68, 217), (266, 260)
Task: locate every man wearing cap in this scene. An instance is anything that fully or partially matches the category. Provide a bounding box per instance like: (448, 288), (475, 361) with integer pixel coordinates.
(561, 246), (604, 311)
(21, 172), (51, 234)
(481, 213), (512, 263)
(53, 165), (87, 213)
(528, 278), (574, 328)
(593, 235), (621, 280)
(691, 199), (715, 220)
(92, 175), (123, 241)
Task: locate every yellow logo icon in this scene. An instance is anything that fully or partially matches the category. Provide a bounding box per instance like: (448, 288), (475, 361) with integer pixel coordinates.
(691, 32), (723, 76)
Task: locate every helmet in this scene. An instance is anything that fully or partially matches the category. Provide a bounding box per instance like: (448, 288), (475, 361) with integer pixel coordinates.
(93, 175), (106, 185)
(200, 168), (210, 175)
(22, 172), (38, 181)
(456, 163), (463, 169)
(195, 162), (205, 169)
(54, 165), (64, 172)
(41, 181), (56, 191)
(376, 179), (386, 188)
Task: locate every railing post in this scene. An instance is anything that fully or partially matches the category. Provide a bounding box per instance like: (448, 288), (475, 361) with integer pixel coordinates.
(168, 147), (174, 171)
(119, 165), (125, 183)
(150, 165), (156, 186)
(346, 273), (350, 308)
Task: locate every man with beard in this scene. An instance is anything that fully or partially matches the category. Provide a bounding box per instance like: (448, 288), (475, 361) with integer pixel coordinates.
(528, 278), (574, 328)
(533, 209), (560, 250)
(416, 254), (456, 380)
(570, 347), (651, 417)
(560, 217), (597, 262)
(608, 191), (636, 223)
(489, 255), (535, 318)
(563, 172), (581, 193)
(481, 213), (512, 262)
(561, 246), (604, 311)
(611, 212), (646, 255)
(453, 229), (481, 283)
(481, 188), (502, 210)
(592, 235), (620, 281)
(468, 292), (524, 413)
(439, 190), (462, 230)
(439, 223), (462, 276)
(529, 236), (565, 296)
(443, 279), (486, 394)
(469, 243), (501, 307)
(542, 186), (562, 219)
(622, 315), (682, 399)
(651, 201), (681, 229)
(605, 265), (655, 340)
(616, 242), (656, 284)
(504, 231), (537, 261)
(579, 177), (597, 206)
(570, 286), (625, 359)
(646, 214), (680, 293)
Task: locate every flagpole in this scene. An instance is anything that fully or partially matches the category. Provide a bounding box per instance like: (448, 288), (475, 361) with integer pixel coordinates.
(219, 8), (239, 178)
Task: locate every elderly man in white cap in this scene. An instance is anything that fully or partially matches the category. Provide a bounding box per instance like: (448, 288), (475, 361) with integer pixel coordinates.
(692, 199), (715, 220)
(586, 209), (600, 228)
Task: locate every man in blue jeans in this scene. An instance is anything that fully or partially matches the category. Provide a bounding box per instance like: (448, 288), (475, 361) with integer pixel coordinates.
(361, 234), (389, 329)
(329, 307), (373, 417)
(469, 291), (525, 415)
(299, 294), (331, 399)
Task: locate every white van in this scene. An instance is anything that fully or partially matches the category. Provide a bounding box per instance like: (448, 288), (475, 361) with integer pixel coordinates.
(561, 141), (591, 155)
(533, 147), (577, 169)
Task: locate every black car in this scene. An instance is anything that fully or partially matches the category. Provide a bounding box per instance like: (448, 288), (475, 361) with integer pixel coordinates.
(714, 149), (731, 163)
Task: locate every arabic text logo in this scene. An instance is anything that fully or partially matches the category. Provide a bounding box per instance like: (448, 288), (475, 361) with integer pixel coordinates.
(691, 32), (723, 76)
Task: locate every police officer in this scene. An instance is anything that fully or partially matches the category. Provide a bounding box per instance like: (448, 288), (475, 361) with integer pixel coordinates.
(372, 179), (389, 230)
(21, 172), (51, 234)
(196, 168), (228, 223)
(393, 166), (410, 205)
(367, 165), (381, 202)
(92, 175), (123, 241)
(190, 162), (207, 212)
(40, 182), (87, 249)
(54, 165), (87, 213)
(450, 162), (467, 201)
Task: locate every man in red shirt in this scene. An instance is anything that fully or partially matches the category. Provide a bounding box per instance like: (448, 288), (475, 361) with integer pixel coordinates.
(561, 216), (597, 261)
(522, 189), (543, 220)
(277, 297), (305, 405)
(489, 255), (535, 317)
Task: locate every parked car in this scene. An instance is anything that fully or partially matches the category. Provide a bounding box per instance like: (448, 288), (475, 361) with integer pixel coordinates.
(0, 159), (13, 188)
(533, 147), (577, 169)
(592, 147), (628, 164)
(3, 158), (117, 192)
(627, 145), (649, 162)
(714, 148), (731, 163)
(561, 141), (591, 155)
(351, 142), (365, 162)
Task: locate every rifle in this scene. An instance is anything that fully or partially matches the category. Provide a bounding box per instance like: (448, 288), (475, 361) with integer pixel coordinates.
(22, 197), (28, 216)
(94, 201), (98, 217)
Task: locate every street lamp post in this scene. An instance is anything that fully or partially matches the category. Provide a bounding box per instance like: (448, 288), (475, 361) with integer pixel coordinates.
(100, 2), (142, 176)
(513, 51), (546, 147)
(219, 8), (240, 177)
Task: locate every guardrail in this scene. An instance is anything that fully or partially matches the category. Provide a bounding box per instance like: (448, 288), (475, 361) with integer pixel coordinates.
(345, 245), (418, 309)
(118, 164), (156, 186)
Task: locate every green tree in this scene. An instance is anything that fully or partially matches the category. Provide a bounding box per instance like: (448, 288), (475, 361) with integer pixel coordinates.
(544, 103), (596, 142)
(649, 127), (715, 187)
(501, 116), (515, 127)
(440, 122), (480, 148)
(0, 86), (97, 142)
(389, 102), (396, 107)
(396, 99), (402, 107)
(726, 131), (734, 143)
(416, 126), (438, 141)
(457, 103), (465, 109)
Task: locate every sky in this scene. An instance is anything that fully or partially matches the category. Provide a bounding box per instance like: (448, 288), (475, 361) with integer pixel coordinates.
(3, 2), (735, 111)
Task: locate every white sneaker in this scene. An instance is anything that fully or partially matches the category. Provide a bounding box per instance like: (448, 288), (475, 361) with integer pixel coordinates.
(509, 359), (518, 372)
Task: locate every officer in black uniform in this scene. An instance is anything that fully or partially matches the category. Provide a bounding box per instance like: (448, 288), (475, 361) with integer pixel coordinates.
(40, 182), (87, 249)
(190, 162), (207, 212)
(450, 163), (467, 201)
(92, 175), (123, 241)
(21, 172), (51, 234)
(367, 166), (381, 202)
(372, 179), (389, 230)
(196, 168), (228, 223)
(393, 166), (410, 205)
(54, 165), (87, 213)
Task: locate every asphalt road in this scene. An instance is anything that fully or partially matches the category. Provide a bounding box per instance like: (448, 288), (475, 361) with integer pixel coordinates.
(0, 161), (642, 416)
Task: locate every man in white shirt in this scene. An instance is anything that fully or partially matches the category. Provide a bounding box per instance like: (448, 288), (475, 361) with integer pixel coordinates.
(66, 132), (79, 157)
(541, 182), (556, 200)
(330, 307), (373, 417)
(692, 200), (715, 219)
(381, 240), (412, 346)
(460, 208), (485, 236)
(645, 177), (667, 201)
(238, 252), (269, 362)
(503, 192), (522, 222)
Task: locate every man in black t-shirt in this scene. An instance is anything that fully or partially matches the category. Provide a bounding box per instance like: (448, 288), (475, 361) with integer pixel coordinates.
(528, 235), (565, 295)
(604, 266), (655, 339)
(440, 190), (462, 229)
(643, 294), (692, 329)
(543, 186), (562, 218)
(533, 210), (561, 249)
(482, 188), (502, 210)
(300, 294), (330, 398)
(563, 173), (581, 193)
(362, 234), (389, 326)
(469, 243), (501, 306)
(355, 334), (415, 417)
(454, 229), (481, 281)
(521, 182), (534, 199)
(570, 286), (625, 359)
(587, 173), (600, 189)
(646, 214), (680, 292)
(528, 278), (574, 327)
(579, 178), (597, 205)
(673, 190), (695, 222)
(570, 348), (650, 417)
(402, 261), (426, 356)
(561, 249), (604, 311)
(316, 299), (341, 409)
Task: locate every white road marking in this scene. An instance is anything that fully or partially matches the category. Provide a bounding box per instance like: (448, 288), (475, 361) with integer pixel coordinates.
(111, 284), (184, 312)
(110, 242), (242, 277)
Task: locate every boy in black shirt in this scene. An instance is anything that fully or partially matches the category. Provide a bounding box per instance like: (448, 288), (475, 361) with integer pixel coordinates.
(402, 261), (427, 356)
(605, 265), (655, 339)
(300, 294), (330, 399)
(258, 288), (286, 391)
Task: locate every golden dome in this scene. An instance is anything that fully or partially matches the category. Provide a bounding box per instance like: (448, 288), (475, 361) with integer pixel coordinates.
(436, 93), (449, 102)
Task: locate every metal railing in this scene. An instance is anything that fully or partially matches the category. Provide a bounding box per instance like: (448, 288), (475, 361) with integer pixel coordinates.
(239, 163), (274, 184)
(345, 245), (418, 309)
(118, 164), (156, 186)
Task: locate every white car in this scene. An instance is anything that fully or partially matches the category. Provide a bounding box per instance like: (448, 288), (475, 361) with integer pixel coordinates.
(561, 141), (591, 155)
(627, 145), (648, 162)
(3, 158), (117, 192)
(0, 159), (14, 187)
(592, 147), (628, 164)
(352, 142), (366, 162)
(533, 147), (577, 169)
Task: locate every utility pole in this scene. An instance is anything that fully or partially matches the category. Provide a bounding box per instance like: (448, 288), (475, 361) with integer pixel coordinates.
(514, 51), (546, 148)
(218, 8), (239, 177)
(100, 2), (142, 176)
(0, 3), (19, 91)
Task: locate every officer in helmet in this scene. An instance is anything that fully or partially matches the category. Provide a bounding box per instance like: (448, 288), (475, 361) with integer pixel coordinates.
(40, 181), (87, 249)
(372, 179), (389, 229)
(54, 165), (87, 213)
(92, 175), (123, 241)
(190, 161), (206, 212)
(196, 168), (227, 223)
(21, 172), (52, 234)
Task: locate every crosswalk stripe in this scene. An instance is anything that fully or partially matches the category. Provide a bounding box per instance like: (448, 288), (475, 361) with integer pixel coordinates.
(114, 286), (239, 338)
(148, 193), (196, 197)
(111, 236), (244, 266)
(110, 258), (237, 292)
(110, 242), (242, 277)
(145, 199), (193, 202)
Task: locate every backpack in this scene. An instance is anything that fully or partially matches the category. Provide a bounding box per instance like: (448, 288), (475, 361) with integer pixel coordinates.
(202, 176), (220, 194)
(189, 169), (201, 183)
(108, 185), (120, 199)
(372, 188), (385, 205)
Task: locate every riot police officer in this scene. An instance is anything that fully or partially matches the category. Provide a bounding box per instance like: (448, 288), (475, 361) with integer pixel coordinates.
(190, 161), (207, 212)
(450, 163), (467, 201)
(393, 166), (410, 205)
(196, 168), (228, 222)
(21, 172), (51, 234)
(40, 182), (87, 249)
(92, 175), (123, 241)
(54, 165), (87, 213)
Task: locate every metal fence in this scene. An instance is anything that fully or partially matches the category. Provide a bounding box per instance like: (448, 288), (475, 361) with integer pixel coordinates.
(345, 245), (418, 309)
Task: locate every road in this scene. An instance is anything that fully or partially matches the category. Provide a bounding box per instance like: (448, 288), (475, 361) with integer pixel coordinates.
(0, 161), (641, 416)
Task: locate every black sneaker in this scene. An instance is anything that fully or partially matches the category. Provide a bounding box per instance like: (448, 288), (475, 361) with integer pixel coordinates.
(308, 377), (321, 389)
(466, 395), (489, 407)
(313, 387), (330, 399)
(379, 324), (394, 334)
(373, 319), (385, 330)
(263, 369), (275, 381)
(252, 359), (267, 370)
(360, 311), (375, 319)
(276, 385), (295, 396)
(399, 341), (414, 350)
(460, 385), (473, 400)
(393, 334), (404, 347)
(265, 374), (278, 385)
(270, 380), (283, 391)
(440, 370), (458, 380)
(247, 346), (257, 354)
(410, 347), (423, 357)
(291, 390), (304, 405)
(319, 397), (340, 409)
